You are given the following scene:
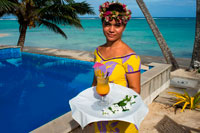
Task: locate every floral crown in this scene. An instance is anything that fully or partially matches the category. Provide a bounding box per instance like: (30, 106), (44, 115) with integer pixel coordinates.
(99, 1), (132, 24)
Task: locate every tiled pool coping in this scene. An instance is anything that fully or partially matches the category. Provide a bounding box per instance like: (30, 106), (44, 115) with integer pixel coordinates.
(0, 45), (21, 49)
(0, 46), (171, 132)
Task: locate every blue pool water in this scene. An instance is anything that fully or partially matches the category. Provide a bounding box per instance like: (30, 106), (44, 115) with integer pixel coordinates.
(0, 52), (147, 133)
(0, 52), (94, 133)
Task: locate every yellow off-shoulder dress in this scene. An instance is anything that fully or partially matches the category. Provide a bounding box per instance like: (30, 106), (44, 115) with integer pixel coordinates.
(94, 48), (141, 133)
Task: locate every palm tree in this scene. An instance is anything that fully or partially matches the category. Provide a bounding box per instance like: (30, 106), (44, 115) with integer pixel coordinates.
(0, 0), (95, 51)
(189, 0), (200, 69)
(136, 0), (179, 70)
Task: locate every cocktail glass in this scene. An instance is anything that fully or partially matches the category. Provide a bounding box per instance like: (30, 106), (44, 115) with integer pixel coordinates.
(96, 76), (110, 106)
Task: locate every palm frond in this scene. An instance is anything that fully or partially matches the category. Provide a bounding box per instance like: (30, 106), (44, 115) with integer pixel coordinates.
(69, 1), (95, 15)
(194, 91), (200, 98)
(169, 91), (200, 112)
(64, 0), (75, 4)
(38, 19), (67, 39)
(39, 4), (75, 16)
(181, 102), (189, 112)
(173, 99), (186, 106)
(42, 14), (82, 28)
(38, 5), (83, 28)
(190, 97), (194, 109)
(0, 0), (17, 12)
(194, 95), (200, 105)
(33, 0), (52, 7)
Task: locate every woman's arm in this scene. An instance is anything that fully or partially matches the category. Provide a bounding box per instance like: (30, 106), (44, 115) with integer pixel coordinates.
(126, 72), (141, 94)
(92, 75), (97, 86)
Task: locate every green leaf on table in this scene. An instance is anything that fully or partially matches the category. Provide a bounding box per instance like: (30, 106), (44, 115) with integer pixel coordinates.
(122, 108), (129, 112)
(117, 100), (127, 106)
(131, 102), (136, 105)
(108, 107), (115, 113)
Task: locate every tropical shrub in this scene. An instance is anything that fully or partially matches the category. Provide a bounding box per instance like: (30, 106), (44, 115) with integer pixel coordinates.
(168, 91), (200, 112)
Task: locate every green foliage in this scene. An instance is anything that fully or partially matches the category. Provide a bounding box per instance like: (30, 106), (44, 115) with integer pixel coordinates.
(198, 68), (200, 73)
(0, 0), (15, 13)
(168, 91), (200, 112)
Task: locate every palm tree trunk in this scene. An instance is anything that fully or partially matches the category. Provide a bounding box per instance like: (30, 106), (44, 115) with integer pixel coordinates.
(17, 24), (28, 51)
(189, 0), (200, 69)
(136, 0), (179, 70)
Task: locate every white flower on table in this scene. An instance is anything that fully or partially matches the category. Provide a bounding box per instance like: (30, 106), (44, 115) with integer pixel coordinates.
(124, 102), (131, 110)
(102, 95), (137, 115)
(111, 104), (123, 113)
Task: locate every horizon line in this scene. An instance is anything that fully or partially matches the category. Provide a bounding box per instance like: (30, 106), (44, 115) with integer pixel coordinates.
(0, 16), (196, 20)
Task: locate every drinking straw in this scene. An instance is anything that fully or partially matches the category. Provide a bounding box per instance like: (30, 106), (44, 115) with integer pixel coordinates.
(106, 72), (109, 78)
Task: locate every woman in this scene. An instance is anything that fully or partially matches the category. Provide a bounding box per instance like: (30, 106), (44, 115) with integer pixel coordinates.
(92, 1), (141, 132)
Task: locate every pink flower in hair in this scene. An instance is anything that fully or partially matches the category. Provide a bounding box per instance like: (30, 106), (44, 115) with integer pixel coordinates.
(105, 16), (110, 22)
(118, 19), (122, 24)
(99, 6), (102, 12)
(128, 15), (131, 20)
(105, 2), (110, 8)
(102, 3), (105, 8)
(122, 4), (126, 8)
(105, 11), (111, 16)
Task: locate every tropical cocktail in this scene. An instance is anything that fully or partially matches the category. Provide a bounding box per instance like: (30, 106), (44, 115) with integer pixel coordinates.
(96, 76), (110, 106)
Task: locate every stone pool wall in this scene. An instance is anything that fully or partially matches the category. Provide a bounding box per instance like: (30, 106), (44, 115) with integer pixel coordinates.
(141, 62), (171, 105)
(0, 45), (21, 60)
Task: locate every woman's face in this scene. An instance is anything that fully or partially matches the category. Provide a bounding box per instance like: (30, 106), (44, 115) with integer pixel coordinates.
(102, 19), (126, 42)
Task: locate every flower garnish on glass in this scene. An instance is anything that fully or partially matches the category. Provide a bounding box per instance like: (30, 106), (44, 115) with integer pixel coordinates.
(93, 62), (110, 106)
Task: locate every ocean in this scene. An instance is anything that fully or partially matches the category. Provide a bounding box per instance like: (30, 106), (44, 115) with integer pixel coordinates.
(0, 17), (195, 58)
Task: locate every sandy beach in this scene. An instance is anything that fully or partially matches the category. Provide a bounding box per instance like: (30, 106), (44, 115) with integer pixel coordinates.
(140, 102), (200, 133)
(0, 33), (9, 37)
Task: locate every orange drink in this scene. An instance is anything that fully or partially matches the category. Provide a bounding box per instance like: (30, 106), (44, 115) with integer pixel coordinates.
(96, 76), (110, 96)
(96, 83), (110, 96)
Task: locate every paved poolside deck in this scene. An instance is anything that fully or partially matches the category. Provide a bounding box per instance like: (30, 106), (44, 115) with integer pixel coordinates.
(23, 46), (191, 69)
(0, 45), (20, 49)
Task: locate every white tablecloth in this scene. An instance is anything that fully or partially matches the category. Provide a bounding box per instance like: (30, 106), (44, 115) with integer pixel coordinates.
(69, 83), (148, 129)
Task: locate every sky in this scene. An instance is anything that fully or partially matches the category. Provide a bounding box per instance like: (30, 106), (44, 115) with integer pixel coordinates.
(1, 0), (196, 19)
(76, 0), (196, 17)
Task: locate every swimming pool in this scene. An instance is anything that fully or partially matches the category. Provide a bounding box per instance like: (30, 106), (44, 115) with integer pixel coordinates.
(0, 52), (94, 133)
(0, 52), (147, 133)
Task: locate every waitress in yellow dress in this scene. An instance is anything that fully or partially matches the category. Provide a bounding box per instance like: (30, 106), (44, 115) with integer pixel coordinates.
(92, 1), (141, 133)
